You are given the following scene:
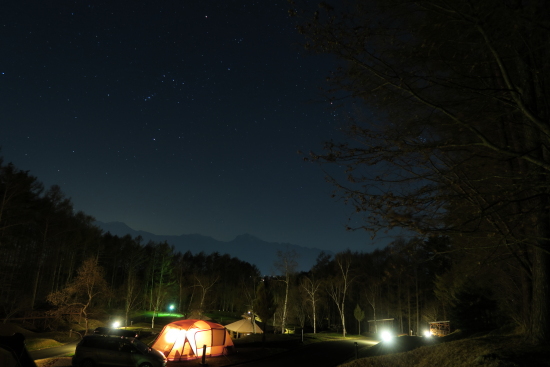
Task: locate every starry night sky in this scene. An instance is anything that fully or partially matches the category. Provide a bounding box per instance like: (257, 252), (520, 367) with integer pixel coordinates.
(1, 1), (392, 253)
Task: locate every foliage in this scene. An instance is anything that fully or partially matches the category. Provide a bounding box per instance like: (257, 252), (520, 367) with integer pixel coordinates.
(253, 280), (276, 324)
(354, 304), (365, 334)
(292, 0), (550, 344)
(447, 287), (498, 333)
(0, 153), (541, 343)
(0, 157), (260, 327)
(253, 280), (276, 344)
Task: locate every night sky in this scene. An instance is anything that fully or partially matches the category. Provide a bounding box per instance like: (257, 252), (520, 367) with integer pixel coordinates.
(1, 1), (392, 253)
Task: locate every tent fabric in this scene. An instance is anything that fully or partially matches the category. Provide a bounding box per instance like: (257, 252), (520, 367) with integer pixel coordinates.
(225, 319), (263, 334)
(151, 320), (233, 361)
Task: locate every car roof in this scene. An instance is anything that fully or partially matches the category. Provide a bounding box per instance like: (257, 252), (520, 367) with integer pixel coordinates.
(84, 335), (136, 341)
(93, 327), (139, 338)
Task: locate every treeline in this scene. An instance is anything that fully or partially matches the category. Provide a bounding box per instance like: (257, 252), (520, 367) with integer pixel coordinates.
(267, 233), (517, 337)
(0, 158), (260, 326)
(0, 158), (523, 336)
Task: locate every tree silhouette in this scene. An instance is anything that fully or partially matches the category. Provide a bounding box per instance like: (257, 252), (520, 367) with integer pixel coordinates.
(253, 280), (276, 344)
(294, 0), (550, 344)
(354, 304), (365, 335)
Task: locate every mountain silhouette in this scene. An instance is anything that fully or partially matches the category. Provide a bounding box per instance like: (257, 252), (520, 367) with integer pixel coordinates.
(94, 221), (332, 275)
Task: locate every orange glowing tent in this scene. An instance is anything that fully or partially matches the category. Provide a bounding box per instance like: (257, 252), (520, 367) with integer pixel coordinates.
(151, 319), (233, 361)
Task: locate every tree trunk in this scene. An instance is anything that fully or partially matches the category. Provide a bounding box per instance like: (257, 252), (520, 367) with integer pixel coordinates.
(398, 274), (403, 334)
(281, 277), (289, 334)
(312, 294), (317, 334)
(341, 306), (346, 337)
(407, 285), (411, 336)
(528, 220), (550, 344)
(31, 262), (42, 310)
(415, 268), (419, 336)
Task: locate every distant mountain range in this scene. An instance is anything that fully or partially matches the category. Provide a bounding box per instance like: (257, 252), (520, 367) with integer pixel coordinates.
(94, 221), (332, 275)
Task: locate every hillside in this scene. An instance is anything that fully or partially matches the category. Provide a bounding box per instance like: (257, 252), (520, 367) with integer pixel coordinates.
(346, 332), (550, 367)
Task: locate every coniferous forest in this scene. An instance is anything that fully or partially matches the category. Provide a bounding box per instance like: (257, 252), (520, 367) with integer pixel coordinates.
(0, 157), (532, 339)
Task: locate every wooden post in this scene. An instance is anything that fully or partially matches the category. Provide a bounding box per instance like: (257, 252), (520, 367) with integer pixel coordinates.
(200, 344), (207, 366)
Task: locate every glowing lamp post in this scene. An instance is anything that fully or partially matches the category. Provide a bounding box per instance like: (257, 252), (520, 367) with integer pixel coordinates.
(169, 304), (175, 315)
(112, 321), (120, 329)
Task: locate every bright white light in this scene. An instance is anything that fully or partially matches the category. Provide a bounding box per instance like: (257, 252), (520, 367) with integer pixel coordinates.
(112, 321), (120, 329)
(381, 330), (392, 342)
(164, 328), (180, 343)
(424, 330), (432, 337)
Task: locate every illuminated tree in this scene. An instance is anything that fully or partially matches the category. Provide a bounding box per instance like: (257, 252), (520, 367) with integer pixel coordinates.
(274, 249), (299, 334)
(47, 257), (110, 334)
(301, 275), (321, 333)
(325, 251), (354, 337)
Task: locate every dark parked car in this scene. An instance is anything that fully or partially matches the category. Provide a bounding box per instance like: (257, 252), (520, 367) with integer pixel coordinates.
(93, 327), (139, 338)
(72, 335), (167, 367)
(0, 333), (37, 367)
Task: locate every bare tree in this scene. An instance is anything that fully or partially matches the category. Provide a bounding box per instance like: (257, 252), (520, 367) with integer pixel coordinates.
(149, 242), (174, 329)
(122, 273), (140, 327)
(194, 274), (219, 315)
(364, 281), (380, 334)
(294, 0), (550, 344)
(274, 249), (298, 334)
(121, 236), (145, 326)
(47, 257), (110, 334)
(325, 252), (354, 337)
(301, 275), (321, 333)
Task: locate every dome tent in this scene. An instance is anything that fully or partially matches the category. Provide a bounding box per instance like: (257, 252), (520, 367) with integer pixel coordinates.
(151, 319), (233, 361)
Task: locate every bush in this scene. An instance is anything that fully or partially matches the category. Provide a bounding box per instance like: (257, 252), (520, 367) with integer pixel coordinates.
(448, 288), (498, 332)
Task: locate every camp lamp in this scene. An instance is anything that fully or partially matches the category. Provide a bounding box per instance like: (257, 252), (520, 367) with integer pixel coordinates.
(380, 330), (392, 342)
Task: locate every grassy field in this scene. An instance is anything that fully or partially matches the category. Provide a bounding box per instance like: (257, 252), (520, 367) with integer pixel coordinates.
(342, 332), (550, 367)
(4, 313), (550, 367)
